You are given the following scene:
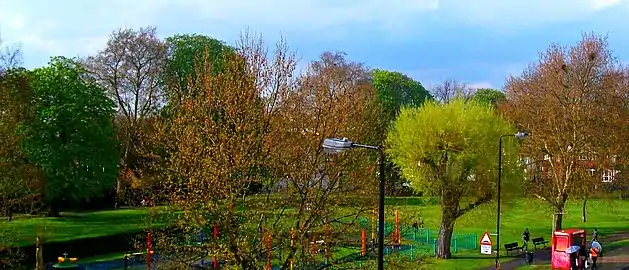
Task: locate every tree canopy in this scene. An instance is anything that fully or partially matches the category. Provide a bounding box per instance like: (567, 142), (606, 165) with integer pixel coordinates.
(20, 57), (119, 216)
(470, 88), (506, 108)
(387, 98), (517, 258)
(372, 69), (431, 121)
(501, 33), (629, 230)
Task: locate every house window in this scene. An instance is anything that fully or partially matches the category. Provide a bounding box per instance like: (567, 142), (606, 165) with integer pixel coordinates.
(602, 170), (614, 183)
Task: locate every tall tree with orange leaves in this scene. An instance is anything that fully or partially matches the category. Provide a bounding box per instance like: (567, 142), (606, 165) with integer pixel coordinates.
(501, 33), (629, 231)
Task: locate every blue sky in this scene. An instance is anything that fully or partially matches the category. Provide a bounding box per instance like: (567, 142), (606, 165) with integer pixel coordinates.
(1, 0), (629, 90)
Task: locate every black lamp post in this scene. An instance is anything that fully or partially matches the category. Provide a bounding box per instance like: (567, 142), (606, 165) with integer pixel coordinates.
(323, 138), (385, 270)
(496, 132), (529, 270)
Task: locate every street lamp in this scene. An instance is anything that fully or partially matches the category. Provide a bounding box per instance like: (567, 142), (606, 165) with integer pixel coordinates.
(322, 138), (385, 270)
(496, 131), (529, 269)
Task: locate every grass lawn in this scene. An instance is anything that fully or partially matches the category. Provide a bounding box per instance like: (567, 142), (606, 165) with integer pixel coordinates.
(383, 197), (629, 269)
(2, 197), (629, 269)
(0, 207), (162, 247)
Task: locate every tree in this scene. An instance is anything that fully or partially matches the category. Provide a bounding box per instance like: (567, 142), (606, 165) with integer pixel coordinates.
(0, 69), (41, 221)
(83, 26), (167, 208)
(0, 35), (21, 73)
(272, 51), (382, 268)
(501, 33), (629, 231)
(430, 79), (472, 103)
(152, 35), (298, 269)
(371, 69), (432, 195)
(372, 69), (432, 120)
(470, 88), (506, 108)
(163, 34), (234, 102)
(387, 99), (517, 259)
(20, 57), (119, 216)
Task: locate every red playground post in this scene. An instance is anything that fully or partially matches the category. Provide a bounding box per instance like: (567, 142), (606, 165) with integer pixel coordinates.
(147, 231), (152, 270)
(361, 229), (366, 256)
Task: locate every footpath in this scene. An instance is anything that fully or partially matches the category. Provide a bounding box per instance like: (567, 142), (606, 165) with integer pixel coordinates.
(479, 232), (629, 270)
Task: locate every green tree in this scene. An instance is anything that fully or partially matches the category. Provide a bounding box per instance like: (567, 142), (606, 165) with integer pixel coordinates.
(163, 34), (234, 101)
(470, 88), (506, 108)
(387, 99), (517, 259)
(371, 70), (432, 194)
(372, 69), (431, 120)
(20, 57), (118, 216)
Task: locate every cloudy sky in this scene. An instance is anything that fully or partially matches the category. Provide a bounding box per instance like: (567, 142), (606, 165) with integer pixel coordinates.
(1, 0), (628, 89)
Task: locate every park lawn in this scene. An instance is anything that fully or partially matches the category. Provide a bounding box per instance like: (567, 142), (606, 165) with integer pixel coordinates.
(384, 197), (629, 269)
(0, 207), (165, 247)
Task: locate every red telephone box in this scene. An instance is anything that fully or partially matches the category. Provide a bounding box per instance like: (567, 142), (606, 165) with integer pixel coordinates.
(551, 229), (587, 269)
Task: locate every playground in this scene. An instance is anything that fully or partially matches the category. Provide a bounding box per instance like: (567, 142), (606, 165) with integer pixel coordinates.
(3, 197), (629, 269)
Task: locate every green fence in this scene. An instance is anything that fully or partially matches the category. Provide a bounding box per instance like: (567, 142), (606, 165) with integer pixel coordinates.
(355, 218), (477, 254)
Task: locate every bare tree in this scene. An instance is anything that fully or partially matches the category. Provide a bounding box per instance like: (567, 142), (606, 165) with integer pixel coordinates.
(430, 79), (473, 103)
(0, 35), (22, 72)
(502, 33), (629, 231)
(83, 26), (167, 208)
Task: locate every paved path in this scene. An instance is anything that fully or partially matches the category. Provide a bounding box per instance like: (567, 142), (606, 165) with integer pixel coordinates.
(479, 232), (629, 270)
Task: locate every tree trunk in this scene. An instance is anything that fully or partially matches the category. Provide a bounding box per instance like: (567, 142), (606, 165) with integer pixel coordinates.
(553, 204), (565, 232)
(581, 196), (587, 223)
(47, 200), (60, 217)
(435, 209), (456, 259)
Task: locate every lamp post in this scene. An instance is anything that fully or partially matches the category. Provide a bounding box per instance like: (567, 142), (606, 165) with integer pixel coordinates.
(322, 138), (385, 270)
(496, 132), (529, 270)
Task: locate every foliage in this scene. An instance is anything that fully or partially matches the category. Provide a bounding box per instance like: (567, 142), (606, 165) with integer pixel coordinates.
(163, 33), (235, 100)
(83, 26), (167, 208)
(386, 98), (517, 258)
(0, 69), (42, 218)
(152, 29), (381, 268)
(19, 57), (119, 216)
(470, 88), (506, 108)
(371, 69), (431, 121)
(501, 33), (629, 230)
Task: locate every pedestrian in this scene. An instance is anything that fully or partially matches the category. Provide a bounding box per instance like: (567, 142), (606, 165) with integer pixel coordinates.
(569, 249), (579, 270)
(522, 228), (531, 251)
(589, 244), (600, 270)
(592, 228), (599, 242)
(578, 244), (587, 269)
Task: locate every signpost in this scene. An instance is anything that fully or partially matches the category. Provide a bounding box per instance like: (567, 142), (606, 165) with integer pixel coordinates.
(480, 231), (493, 255)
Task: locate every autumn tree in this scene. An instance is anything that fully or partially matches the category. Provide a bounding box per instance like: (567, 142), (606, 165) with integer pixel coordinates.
(83, 26), (167, 207)
(20, 57), (118, 216)
(501, 33), (629, 231)
(152, 34), (297, 269)
(430, 79), (472, 103)
(470, 88), (506, 108)
(0, 68), (42, 221)
(387, 99), (517, 259)
(272, 51), (382, 268)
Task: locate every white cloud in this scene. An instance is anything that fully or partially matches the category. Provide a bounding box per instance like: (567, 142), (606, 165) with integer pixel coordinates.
(438, 0), (628, 28)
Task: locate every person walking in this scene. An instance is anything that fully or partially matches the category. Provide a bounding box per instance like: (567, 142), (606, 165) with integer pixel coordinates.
(578, 244), (587, 269)
(589, 241), (602, 270)
(522, 228), (531, 251)
(592, 228), (599, 242)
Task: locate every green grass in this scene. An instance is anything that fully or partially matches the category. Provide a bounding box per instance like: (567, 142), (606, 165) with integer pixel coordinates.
(3, 197), (629, 270)
(0, 208), (162, 246)
(383, 197), (629, 269)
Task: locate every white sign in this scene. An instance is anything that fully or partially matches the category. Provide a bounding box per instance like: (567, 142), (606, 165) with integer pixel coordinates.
(481, 244), (492, 255)
(480, 231), (493, 255)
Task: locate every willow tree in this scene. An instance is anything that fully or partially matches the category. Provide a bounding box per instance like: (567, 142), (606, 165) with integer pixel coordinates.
(387, 99), (517, 259)
(501, 33), (629, 231)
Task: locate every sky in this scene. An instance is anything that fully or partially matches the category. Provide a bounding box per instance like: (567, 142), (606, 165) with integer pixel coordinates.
(1, 0), (629, 90)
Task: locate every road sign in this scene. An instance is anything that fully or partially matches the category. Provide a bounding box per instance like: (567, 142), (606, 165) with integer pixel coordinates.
(480, 231), (493, 255)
